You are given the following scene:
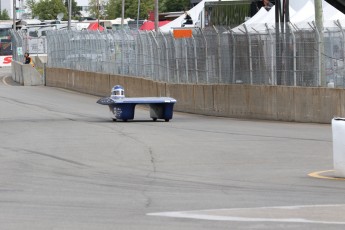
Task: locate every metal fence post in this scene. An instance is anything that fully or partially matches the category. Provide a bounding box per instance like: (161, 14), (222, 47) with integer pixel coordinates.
(150, 31), (160, 81)
(135, 31), (139, 77)
(243, 24), (253, 85)
(160, 31), (170, 82)
(287, 23), (297, 86)
(119, 31), (124, 74)
(230, 29), (236, 84)
(169, 31), (179, 83)
(309, 22), (321, 86)
(183, 38), (189, 83)
(191, 34), (199, 84)
(137, 31), (145, 77)
(335, 20), (345, 88)
(213, 26), (222, 83)
(148, 31), (154, 80)
(265, 24), (275, 85)
(199, 28), (208, 83)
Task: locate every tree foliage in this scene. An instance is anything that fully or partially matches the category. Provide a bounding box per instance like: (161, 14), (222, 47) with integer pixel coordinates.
(160, 0), (190, 12)
(104, 0), (117, 19)
(32, 0), (68, 20)
(103, 0), (190, 20)
(64, 0), (82, 19)
(103, 0), (154, 20)
(0, 10), (10, 20)
(25, 0), (37, 12)
(25, 0), (192, 21)
(88, 0), (99, 18)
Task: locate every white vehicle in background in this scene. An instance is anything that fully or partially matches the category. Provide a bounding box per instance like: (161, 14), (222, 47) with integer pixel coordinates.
(75, 22), (91, 30)
(100, 18), (134, 30)
(19, 14), (77, 54)
(74, 18), (135, 31)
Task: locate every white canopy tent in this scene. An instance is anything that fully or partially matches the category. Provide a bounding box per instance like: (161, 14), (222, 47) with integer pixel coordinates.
(232, 0), (345, 33)
(159, 0), (218, 33)
(159, 0), (345, 33)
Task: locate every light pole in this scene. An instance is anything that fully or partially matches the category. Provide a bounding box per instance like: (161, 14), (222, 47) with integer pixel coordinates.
(121, 0), (125, 28)
(137, 0), (140, 29)
(154, 0), (158, 32)
(13, 0), (16, 30)
(68, 0), (72, 30)
(315, 0), (325, 86)
(97, 0), (100, 30)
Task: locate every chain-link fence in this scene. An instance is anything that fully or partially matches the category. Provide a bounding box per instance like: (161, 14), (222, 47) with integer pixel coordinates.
(11, 29), (48, 62)
(11, 22), (345, 87)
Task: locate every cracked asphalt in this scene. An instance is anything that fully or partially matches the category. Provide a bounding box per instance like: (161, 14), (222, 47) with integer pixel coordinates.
(1, 68), (345, 230)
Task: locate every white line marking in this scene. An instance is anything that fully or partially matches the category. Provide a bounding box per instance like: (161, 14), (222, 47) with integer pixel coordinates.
(147, 204), (345, 225)
(2, 76), (10, 86)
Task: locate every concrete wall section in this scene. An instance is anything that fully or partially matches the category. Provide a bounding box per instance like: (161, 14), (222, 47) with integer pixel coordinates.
(12, 60), (43, 86)
(11, 60), (23, 84)
(167, 84), (195, 113)
(46, 69), (110, 96)
(45, 68), (345, 124)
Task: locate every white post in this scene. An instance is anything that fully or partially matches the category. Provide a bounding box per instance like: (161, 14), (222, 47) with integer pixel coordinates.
(332, 118), (345, 177)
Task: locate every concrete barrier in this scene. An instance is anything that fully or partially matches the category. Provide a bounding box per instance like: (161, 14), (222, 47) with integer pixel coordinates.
(45, 67), (345, 124)
(12, 60), (43, 86)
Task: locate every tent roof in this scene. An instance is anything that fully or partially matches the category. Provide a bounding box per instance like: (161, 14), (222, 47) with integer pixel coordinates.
(87, 22), (105, 31)
(139, 20), (171, 30)
(233, 0), (345, 33)
(159, 0), (345, 33)
(325, 0), (345, 14)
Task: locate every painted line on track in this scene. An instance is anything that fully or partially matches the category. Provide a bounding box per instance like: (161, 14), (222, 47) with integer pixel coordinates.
(308, 170), (345, 181)
(1, 76), (10, 86)
(147, 204), (345, 225)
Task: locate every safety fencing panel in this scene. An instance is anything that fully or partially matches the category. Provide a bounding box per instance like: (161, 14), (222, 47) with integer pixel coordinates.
(11, 30), (48, 63)
(10, 21), (345, 88)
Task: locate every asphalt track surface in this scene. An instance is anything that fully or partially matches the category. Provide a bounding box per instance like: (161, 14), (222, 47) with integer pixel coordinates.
(1, 68), (345, 229)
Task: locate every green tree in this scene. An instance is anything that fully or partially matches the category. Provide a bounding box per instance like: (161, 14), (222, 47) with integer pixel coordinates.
(140, 0), (155, 18)
(109, 0), (154, 19)
(64, 0), (82, 19)
(26, 0), (37, 12)
(32, 0), (68, 20)
(88, 0), (104, 19)
(160, 0), (190, 12)
(0, 10), (10, 20)
(103, 0), (189, 20)
(104, 0), (118, 19)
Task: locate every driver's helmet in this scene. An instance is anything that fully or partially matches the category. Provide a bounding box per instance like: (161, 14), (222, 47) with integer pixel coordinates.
(111, 85), (125, 99)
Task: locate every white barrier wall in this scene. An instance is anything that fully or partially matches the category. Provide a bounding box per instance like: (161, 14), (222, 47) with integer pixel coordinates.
(332, 118), (345, 177)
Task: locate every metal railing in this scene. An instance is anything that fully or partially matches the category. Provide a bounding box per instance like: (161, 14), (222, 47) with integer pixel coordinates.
(11, 21), (345, 87)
